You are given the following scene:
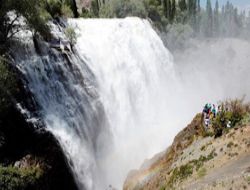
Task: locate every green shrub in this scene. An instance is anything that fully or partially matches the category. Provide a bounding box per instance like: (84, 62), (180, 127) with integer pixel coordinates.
(43, 0), (74, 18)
(179, 164), (193, 179)
(0, 0), (52, 44)
(203, 131), (215, 138)
(227, 141), (234, 148)
(61, 4), (74, 18)
(99, 0), (147, 18)
(65, 27), (77, 47)
(167, 163), (193, 187)
(159, 185), (166, 190)
(214, 99), (250, 129)
(44, 0), (62, 18)
(167, 150), (215, 187)
(91, 0), (100, 17)
(241, 113), (250, 126)
(246, 176), (250, 184)
(197, 167), (207, 178)
(0, 165), (43, 190)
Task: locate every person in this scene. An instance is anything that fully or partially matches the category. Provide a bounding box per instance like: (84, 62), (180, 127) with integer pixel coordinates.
(217, 105), (221, 114)
(208, 104), (211, 114)
(203, 103), (208, 114)
(202, 104), (208, 128)
(204, 114), (210, 130)
(212, 104), (216, 118)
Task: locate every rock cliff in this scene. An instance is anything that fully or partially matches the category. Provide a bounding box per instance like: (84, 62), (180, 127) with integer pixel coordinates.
(0, 68), (79, 190)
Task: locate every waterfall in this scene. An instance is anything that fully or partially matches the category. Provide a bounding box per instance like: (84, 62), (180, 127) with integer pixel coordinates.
(11, 16), (250, 190)
(12, 17), (176, 190)
(68, 17), (176, 188)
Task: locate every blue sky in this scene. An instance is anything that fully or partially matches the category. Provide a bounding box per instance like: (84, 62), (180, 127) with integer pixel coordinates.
(200, 0), (250, 10)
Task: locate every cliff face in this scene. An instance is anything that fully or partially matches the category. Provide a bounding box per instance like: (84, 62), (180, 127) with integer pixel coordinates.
(0, 71), (79, 190)
(123, 114), (250, 190)
(123, 114), (205, 190)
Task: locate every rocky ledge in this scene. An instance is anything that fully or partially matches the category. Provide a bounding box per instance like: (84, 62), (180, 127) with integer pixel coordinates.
(124, 100), (250, 190)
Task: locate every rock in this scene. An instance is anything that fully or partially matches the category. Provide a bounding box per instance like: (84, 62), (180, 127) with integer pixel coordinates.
(0, 70), (79, 190)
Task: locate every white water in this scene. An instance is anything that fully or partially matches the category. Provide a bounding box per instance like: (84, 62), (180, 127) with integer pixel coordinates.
(12, 17), (250, 190)
(69, 17), (178, 188)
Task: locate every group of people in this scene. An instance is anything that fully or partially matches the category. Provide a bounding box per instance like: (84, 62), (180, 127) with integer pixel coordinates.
(202, 103), (217, 129)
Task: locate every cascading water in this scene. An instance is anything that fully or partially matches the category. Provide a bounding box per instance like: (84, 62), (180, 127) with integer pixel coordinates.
(12, 17), (177, 190)
(68, 17), (177, 188)
(12, 17), (250, 190)
(12, 22), (112, 189)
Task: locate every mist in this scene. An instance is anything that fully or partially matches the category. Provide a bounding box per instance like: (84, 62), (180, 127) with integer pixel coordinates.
(89, 19), (250, 189)
(94, 22), (250, 188)
(174, 38), (250, 101)
(111, 36), (250, 188)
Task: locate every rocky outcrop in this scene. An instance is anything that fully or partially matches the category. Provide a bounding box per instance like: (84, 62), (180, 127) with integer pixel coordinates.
(124, 113), (250, 190)
(123, 114), (205, 190)
(0, 69), (79, 190)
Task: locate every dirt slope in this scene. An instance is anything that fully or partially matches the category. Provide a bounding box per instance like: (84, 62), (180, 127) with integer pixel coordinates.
(123, 114), (250, 190)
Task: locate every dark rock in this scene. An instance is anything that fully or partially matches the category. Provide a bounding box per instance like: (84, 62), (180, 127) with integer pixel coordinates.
(0, 69), (79, 190)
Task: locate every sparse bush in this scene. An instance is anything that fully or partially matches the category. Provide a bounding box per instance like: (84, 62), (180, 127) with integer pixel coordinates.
(167, 163), (193, 187)
(192, 150), (215, 171)
(167, 150), (215, 187)
(159, 185), (166, 190)
(197, 167), (207, 178)
(246, 176), (250, 184)
(203, 131), (214, 138)
(179, 164), (193, 179)
(99, 0), (147, 18)
(61, 4), (74, 18)
(215, 98), (250, 129)
(91, 0), (100, 17)
(241, 113), (250, 126)
(227, 141), (234, 148)
(80, 7), (93, 18)
(210, 99), (250, 138)
(200, 145), (206, 151)
(65, 27), (77, 47)
(0, 165), (43, 190)
(43, 0), (74, 18)
(44, 0), (62, 18)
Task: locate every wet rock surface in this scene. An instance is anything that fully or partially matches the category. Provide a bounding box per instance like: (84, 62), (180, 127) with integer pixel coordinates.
(0, 74), (79, 190)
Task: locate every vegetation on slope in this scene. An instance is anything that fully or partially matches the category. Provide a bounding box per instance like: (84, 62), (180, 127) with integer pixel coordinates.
(166, 150), (215, 188)
(0, 164), (43, 190)
(205, 98), (250, 138)
(124, 99), (250, 190)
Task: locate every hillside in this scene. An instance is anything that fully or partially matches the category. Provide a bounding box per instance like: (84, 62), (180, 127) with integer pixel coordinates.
(123, 101), (250, 190)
